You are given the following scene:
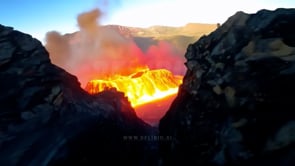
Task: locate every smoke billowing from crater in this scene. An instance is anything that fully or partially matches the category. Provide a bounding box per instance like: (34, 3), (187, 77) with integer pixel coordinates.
(45, 8), (185, 87)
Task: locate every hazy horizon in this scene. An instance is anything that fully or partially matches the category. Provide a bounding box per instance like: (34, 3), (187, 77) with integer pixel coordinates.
(1, 0), (294, 42)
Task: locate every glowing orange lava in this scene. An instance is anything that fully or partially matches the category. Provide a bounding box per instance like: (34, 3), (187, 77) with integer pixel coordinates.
(85, 67), (183, 107)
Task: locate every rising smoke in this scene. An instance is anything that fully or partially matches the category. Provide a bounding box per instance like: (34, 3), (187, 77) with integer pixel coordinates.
(45, 8), (185, 87)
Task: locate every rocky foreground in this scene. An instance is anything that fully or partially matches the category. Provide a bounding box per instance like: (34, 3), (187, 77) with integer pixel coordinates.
(160, 8), (295, 166)
(1, 8), (295, 166)
(0, 24), (157, 166)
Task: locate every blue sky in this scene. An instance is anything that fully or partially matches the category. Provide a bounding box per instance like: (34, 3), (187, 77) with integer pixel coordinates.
(0, 0), (294, 41)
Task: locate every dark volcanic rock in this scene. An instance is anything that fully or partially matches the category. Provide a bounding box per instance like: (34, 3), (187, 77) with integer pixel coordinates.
(160, 8), (295, 166)
(0, 24), (155, 166)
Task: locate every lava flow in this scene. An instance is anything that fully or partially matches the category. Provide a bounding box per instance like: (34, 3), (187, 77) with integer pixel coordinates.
(85, 67), (183, 107)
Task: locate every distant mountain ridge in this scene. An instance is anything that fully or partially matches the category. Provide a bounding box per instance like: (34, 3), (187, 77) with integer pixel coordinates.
(101, 23), (217, 54)
(104, 23), (217, 38)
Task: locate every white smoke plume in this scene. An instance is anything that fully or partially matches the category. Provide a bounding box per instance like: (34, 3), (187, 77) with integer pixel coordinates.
(45, 8), (185, 87)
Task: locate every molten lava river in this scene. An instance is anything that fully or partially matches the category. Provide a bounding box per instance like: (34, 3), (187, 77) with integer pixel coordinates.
(85, 67), (183, 126)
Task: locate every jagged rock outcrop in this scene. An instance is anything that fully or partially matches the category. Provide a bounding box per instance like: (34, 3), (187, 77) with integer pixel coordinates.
(160, 8), (295, 166)
(0, 24), (155, 166)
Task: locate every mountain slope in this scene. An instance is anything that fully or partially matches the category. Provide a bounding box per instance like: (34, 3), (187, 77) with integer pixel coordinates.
(160, 8), (295, 166)
(100, 23), (217, 53)
(0, 24), (155, 166)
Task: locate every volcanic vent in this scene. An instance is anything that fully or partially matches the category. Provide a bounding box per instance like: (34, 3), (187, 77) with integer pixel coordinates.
(85, 67), (183, 107)
(45, 8), (187, 125)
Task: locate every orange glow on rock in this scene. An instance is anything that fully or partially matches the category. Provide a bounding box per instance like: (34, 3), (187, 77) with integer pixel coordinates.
(85, 67), (183, 107)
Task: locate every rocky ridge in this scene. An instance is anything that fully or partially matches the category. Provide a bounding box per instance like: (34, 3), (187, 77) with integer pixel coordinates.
(0, 24), (155, 166)
(160, 8), (295, 166)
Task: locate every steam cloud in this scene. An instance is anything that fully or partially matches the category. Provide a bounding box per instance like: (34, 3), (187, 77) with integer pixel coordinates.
(45, 8), (185, 87)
